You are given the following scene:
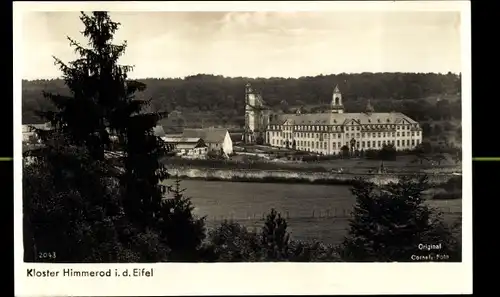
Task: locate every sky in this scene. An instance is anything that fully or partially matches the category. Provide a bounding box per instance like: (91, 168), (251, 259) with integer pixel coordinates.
(21, 10), (462, 80)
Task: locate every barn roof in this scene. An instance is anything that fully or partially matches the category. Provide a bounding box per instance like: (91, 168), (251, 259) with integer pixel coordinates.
(162, 137), (204, 144)
(182, 128), (228, 143)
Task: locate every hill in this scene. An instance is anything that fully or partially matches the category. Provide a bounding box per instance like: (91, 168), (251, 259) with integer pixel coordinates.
(22, 73), (461, 138)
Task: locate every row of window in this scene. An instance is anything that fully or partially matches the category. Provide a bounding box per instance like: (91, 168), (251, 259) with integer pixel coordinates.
(272, 123), (418, 132)
(270, 138), (420, 149)
(269, 131), (421, 139)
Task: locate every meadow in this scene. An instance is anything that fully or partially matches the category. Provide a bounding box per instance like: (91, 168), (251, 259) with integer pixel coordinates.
(166, 153), (461, 175)
(169, 179), (462, 245)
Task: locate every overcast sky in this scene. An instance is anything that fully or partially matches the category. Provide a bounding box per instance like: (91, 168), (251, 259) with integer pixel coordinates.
(21, 10), (462, 79)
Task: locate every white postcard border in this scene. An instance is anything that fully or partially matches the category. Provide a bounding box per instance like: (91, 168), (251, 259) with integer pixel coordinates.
(14, 1), (472, 296)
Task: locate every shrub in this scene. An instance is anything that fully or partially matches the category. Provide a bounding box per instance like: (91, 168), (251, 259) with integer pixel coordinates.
(338, 175), (461, 262)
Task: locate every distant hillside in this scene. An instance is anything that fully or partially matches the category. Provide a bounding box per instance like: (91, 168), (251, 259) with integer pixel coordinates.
(22, 72), (461, 126)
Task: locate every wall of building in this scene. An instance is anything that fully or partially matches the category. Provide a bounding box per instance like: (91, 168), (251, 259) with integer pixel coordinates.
(267, 122), (423, 155)
(222, 132), (234, 155)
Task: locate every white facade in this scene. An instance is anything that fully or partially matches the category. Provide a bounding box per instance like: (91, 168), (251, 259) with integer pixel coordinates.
(259, 85), (423, 155)
(206, 131), (233, 156)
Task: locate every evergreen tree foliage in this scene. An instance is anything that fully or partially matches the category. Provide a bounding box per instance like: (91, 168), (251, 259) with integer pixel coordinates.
(207, 220), (262, 262)
(157, 176), (207, 261)
(338, 175), (460, 262)
(32, 11), (169, 227)
(207, 211), (340, 262)
(23, 135), (155, 262)
(261, 208), (291, 261)
(23, 11), (185, 262)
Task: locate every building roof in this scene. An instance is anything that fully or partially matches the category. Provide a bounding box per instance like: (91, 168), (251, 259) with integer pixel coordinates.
(22, 123), (52, 133)
(156, 117), (184, 134)
(182, 128), (228, 144)
(162, 137), (204, 144)
(268, 112), (418, 126)
(176, 143), (206, 150)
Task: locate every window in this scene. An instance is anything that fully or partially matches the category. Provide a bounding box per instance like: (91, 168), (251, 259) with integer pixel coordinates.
(397, 132), (400, 137)
(406, 139), (410, 146)
(412, 140), (415, 146)
(412, 132), (415, 136)
(378, 141), (381, 147)
(356, 133), (360, 138)
(372, 141), (376, 147)
(361, 133), (365, 138)
(362, 141), (365, 148)
(377, 132), (381, 137)
(356, 126), (360, 131)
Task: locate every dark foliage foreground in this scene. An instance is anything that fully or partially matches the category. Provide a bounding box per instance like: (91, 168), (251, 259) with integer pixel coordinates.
(24, 150), (461, 262)
(23, 11), (461, 263)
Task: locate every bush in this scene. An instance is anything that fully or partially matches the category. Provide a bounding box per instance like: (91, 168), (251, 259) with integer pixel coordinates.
(23, 138), (169, 262)
(337, 175), (461, 262)
(157, 177), (207, 261)
(207, 210), (340, 262)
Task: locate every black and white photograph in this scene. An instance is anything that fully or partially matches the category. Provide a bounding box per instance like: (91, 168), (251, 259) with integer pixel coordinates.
(15, 1), (472, 295)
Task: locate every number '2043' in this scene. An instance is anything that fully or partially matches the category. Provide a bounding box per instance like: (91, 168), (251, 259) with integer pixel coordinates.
(38, 252), (56, 259)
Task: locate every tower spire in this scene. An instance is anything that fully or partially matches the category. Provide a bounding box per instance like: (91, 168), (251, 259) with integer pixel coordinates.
(330, 83), (344, 114)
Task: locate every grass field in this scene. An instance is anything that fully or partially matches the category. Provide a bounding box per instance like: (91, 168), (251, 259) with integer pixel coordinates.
(167, 153), (461, 175)
(170, 179), (462, 245)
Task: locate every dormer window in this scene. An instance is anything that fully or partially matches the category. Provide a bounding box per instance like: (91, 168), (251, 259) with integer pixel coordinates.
(377, 119), (381, 123)
(386, 119), (390, 123)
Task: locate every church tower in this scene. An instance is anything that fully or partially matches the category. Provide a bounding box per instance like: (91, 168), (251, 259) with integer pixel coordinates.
(244, 83), (256, 143)
(243, 83), (269, 144)
(330, 84), (344, 114)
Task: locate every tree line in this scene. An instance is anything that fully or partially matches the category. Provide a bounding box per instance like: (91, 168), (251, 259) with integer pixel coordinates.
(23, 73), (461, 126)
(23, 12), (461, 263)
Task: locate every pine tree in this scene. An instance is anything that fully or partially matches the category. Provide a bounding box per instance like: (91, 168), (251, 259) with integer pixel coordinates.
(261, 208), (290, 261)
(158, 175), (206, 261)
(33, 12), (169, 227)
(339, 175), (460, 262)
(25, 11), (172, 262)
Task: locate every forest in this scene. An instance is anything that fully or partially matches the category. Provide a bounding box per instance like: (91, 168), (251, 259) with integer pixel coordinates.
(22, 72), (461, 130)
